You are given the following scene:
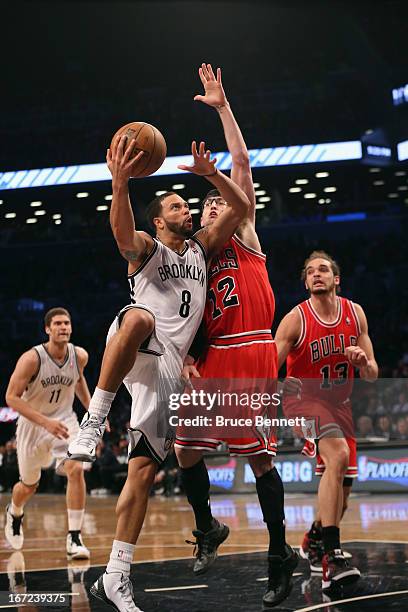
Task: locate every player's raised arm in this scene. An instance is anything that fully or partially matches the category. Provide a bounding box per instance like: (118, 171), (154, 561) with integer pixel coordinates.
(6, 351), (69, 439)
(274, 310), (302, 370)
(108, 135), (154, 265)
(195, 64), (256, 220)
(345, 303), (378, 382)
(178, 141), (249, 258)
(74, 347), (91, 409)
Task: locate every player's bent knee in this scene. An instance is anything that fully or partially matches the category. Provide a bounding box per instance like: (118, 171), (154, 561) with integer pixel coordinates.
(65, 460), (84, 479)
(128, 457), (157, 489)
(121, 308), (154, 337)
(248, 454), (273, 477)
(174, 446), (203, 468)
(20, 481), (39, 493)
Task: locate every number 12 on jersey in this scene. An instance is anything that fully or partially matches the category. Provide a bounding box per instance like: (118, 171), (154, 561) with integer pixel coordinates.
(208, 276), (239, 319)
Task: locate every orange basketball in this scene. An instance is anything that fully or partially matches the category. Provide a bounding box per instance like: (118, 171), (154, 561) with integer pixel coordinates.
(110, 122), (167, 178)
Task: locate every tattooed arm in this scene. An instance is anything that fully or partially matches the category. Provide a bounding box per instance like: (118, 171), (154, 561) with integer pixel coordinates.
(107, 134), (154, 272)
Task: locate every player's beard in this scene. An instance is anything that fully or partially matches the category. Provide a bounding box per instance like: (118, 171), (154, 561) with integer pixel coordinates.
(165, 220), (193, 238)
(310, 280), (335, 295)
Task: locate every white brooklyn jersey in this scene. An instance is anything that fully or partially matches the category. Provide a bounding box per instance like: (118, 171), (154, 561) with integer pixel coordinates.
(128, 237), (207, 360)
(21, 343), (79, 419)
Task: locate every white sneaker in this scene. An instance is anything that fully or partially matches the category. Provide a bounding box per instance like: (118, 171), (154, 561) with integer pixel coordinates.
(4, 505), (24, 550)
(90, 572), (144, 612)
(67, 412), (106, 461)
(66, 531), (90, 560)
(7, 552), (26, 594)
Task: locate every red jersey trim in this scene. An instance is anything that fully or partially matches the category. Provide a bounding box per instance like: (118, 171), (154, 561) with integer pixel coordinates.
(349, 301), (362, 336)
(232, 234), (266, 259)
(306, 297), (342, 328)
(293, 306), (306, 348)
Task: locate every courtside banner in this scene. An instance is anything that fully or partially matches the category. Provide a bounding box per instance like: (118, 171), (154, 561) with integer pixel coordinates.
(207, 447), (408, 494)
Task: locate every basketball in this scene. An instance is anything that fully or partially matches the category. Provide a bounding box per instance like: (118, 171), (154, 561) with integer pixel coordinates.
(110, 122), (167, 178)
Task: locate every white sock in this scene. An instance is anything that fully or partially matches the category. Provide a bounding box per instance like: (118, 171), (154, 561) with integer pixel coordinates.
(67, 508), (85, 531)
(88, 387), (116, 420)
(10, 501), (24, 517)
(106, 540), (135, 576)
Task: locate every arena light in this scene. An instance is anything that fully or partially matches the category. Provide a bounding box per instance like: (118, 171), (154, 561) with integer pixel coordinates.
(258, 196), (271, 202)
(388, 193), (398, 198)
(398, 185), (408, 191)
(255, 190), (266, 196)
(395, 171), (406, 176)
(318, 198), (326, 204)
(397, 140), (408, 161)
(315, 172), (329, 178)
(369, 168), (381, 173)
(55, 219), (62, 225)
(30, 201), (42, 207)
(0, 199), (3, 204)
(325, 198), (332, 203)
(296, 179), (308, 185)
(255, 203), (265, 209)
(304, 193), (317, 199)
(373, 180), (385, 186)
(5, 212), (16, 218)
(76, 192), (89, 198)
(188, 197), (200, 204)
(253, 183), (260, 188)
(104, 194), (113, 201)
(190, 208), (200, 215)
(155, 190), (167, 196)
(289, 187), (302, 193)
(34, 210), (46, 216)
(52, 213), (62, 219)
(26, 218), (37, 224)
(172, 184), (185, 190)
(96, 205), (108, 211)
(324, 186), (337, 192)
(327, 212), (366, 222)
(0, 141), (363, 190)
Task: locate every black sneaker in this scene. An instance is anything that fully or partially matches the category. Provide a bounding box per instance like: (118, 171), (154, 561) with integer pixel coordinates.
(263, 544), (299, 609)
(299, 531), (324, 572)
(322, 549), (360, 590)
(186, 519), (229, 575)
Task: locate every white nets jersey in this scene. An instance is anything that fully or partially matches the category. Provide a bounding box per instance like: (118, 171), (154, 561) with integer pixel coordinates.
(127, 237), (207, 361)
(21, 343), (79, 420)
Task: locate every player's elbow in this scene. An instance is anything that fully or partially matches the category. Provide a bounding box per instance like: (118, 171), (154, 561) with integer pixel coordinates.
(5, 391), (18, 409)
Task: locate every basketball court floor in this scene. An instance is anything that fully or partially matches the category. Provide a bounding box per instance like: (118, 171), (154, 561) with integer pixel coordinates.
(1, 492), (407, 611)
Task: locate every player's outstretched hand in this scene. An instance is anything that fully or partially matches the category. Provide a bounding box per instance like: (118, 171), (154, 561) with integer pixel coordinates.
(194, 63), (227, 108)
(178, 141), (217, 176)
(107, 135), (144, 184)
(44, 418), (70, 440)
(345, 346), (368, 369)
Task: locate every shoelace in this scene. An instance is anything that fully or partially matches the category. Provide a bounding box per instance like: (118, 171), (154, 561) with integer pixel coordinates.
(185, 532), (215, 559)
(185, 538), (200, 558)
(117, 576), (135, 606)
(12, 515), (23, 536)
(76, 418), (104, 449)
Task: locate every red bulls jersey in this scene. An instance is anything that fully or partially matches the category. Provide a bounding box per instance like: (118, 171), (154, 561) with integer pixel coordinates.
(204, 235), (275, 347)
(286, 297), (361, 403)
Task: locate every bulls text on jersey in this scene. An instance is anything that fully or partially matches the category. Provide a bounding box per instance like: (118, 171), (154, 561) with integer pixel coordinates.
(309, 334), (357, 363)
(209, 247), (238, 280)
